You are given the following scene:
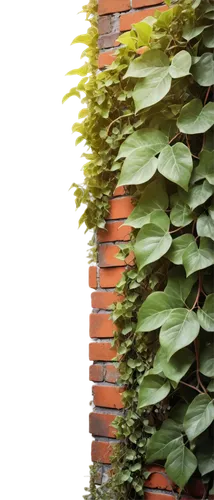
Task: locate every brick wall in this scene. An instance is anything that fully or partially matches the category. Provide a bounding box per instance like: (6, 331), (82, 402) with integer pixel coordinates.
(88, 1), (207, 497)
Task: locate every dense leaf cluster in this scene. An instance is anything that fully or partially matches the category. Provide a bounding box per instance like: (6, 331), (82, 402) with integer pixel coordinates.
(64, 0), (214, 497)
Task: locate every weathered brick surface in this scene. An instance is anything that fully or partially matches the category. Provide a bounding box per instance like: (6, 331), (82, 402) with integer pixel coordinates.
(89, 412), (116, 438)
(100, 266), (126, 288)
(97, 221), (131, 243)
(98, 15), (112, 35)
(89, 342), (117, 362)
(99, 244), (134, 268)
(120, 5), (168, 31)
(145, 466), (175, 491)
(91, 291), (124, 310)
(98, 32), (120, 49)
(133, 0), (163, 7)
(89, 266), (97, 289)
(89, 364), (105, 382)
(105, 364), (120, 383)
(92, 440), (113, 464)
(98, 0), (130, 15)
(90, 313), (115, 338)
(98, 51), (115, 68)
(108, 196), (133, 219)
(93, 385), (124, 409)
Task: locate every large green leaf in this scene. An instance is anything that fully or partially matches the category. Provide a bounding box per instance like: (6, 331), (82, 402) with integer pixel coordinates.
(200, 342), (214, 376)
(138, 374), (171, 409)
(183, 23), (210, 41)
(125, 49), (169, 78)
(160, 309), (200, 360)
(183, 237), (214, 277)
(146, 419), (183, 463)
(169, 50), (192, 78)
(164, 269), (197, 304)
(166, 234), (195, 265)
(124, 180), (168, 228)
(134, 216), (172, 270)
(155, 347), (194, 384)
(165, 446), (197, 489)
(191, 53), (214, 86)
(197, 439), (214, 476)
(170, 194), (193, 227)
(184, 394), (214, 441)
(197, 294), (214, 332)
(180, 180), (214, 211)
(203, 26), (214, 48)
(177, 99), (214, 134)
(197, 213), (214, 241)
(116, 129), (168, 160)
(137, 291), (179, 332)
(117, 149), (158, 186)
(193, 150), (214, 185)
(158, 143), (193, 191)
(133, 72), (172, 111)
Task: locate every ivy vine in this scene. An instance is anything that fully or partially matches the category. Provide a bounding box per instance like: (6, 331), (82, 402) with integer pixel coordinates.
(64, 0), (214, 497)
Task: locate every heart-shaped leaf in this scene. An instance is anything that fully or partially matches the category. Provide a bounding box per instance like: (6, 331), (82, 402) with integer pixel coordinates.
(177, 99), (214, 134)
(124, 180), (168, 228)
(193, 150), (214, 185)
(116, 129), (168, 160)
(169, 50), (192, 78)
(117, 150), (158, 186)
(170, 193), (194, 227)
(197, 294), (214, 332)
(160, 309), (200, 360)
(137, 291), (179, 332)
(197, 213), (214, 241)
(165, 446), (197, 488)
(155, 347), (194, 384)
(166, 234), (195, 265)
(133, 72), (172, 111)
(158, 143), (193, 191)
(125, 49), (169, 78)
(138, 374), (171, 409)
(180, 180), (214, 211)
(184, 394), (214, 441)
(191, 53), (214, 86)
(164, 269), (197, 304)
(134, 215), (172, 270)
(146, 419), (183, 463)
(183, 237), (214, 276)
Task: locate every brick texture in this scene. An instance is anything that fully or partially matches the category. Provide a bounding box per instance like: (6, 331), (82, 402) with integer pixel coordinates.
(97, 221), (131, 243)
(120, 5), (168, 31)
(89, 342), (117, 362)
(108, 196), (133, 219)
(133, 0), (163, 7)
(91, 291), (124, 309)
(99, 244), (134, 267)
(93, 385), (124, 409)
(89, 266), (97, 289)
(89, 412), (116, 438)
(90, 313), (115, 338)
(98, 0), (130, 16)
(100, 266), (126, 288)
(91, 440), (113, 464)
(105, 364), (120, 383)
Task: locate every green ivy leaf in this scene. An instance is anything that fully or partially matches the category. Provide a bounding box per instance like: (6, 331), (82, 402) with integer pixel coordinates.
(177, 99), (214, 134)
(133, 72), (172, 112)
(181, 180), (214, 211)
(169, 51), (192, 78)
(183, 23), (210, 41)
(124, 180), (168, 228)
(191, 53), (214, 86)
(208, 379), (214, 392)
(117, 150), (158, 186)
(116, 129), (168, 161)
(197, 294), (214, 332)
(146, 419), (183, 463)
(160, 309), (200, 360)
(62, 88), (81, 104)
(203, 26), (214, 48)
(164, 268), (197, 304)
(137, 291), (179, 332)
(165, 446), (197, 489)
(71, 34), (91, 46)
(169, 402), (188, 426)
(134, 215), (172, 270)
(117, 31), (137, 51)
(197, 213), (214, 241)
(197, 439), (214, 476)
(193, 150), (214, 185)
(66, 63), (89, 76)
(166, 234), (195, 265)
(184, 394), (214, 441)
(183, 237), (214, 277)
(200, 341), (214, 377)
(170, 194), (193, 227)
(138, 374), (171, 409)
(158, 143), (193, 191)
(155, 347), (194, 384)
(133, 22), (152, 46)
(125, 49), (169, 79)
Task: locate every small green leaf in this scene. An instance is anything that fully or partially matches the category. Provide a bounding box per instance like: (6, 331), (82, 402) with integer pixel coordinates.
(193, 150), (214, 185)
(183, 24), (210, 41)
(200, 342), (214, 377)
(184, 394), (214, 441)
(160, 309), (200, 360)
(191, 53), (214, 86)
(166, 234), (195, 265)
(155, 347), (194, 384)
(71, 34), (91, 46)
(146, 419), (182, 463)
(170, 194), (193, 227)
(165, 446), (197, 488)
(197, 213), (214, 241)
(117, 31), (137, 50)
(66, 64), (89, 77)
(125, 49), (169, 79)
(197, 294), (214, 332)
(177, 99), (214, 134)
(133, 22), (152, 46)
(169, 51), (192, 78)
(137, 291), (179, 332)
(62, 88), (80, 103)
(134, 216), (172, 270)
(138, 375), (171, 409)
(124, 180), (168, 228)
(158, 143), (193, 191)
(203, 26), (214, 48)
(181, 180), (214, 211)
(183, 237), (214, 277)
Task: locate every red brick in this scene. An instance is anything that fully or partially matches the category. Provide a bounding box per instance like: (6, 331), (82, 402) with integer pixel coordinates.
(98, 0), (130, 15)
(145, 466), (175, 491)
(91, 440), (113, 464)
(100, 267), (126, 288)
(89, 364), (104, 382)
(145, 493), (175, 500)
(98, 51), (115, 68)
(90, 313), (115, 338)
(120, 5), (168, 31)
(105, 364), (120, 383)
(98, 15), (111, 35)
(91, 291), (124, 309)
(93, 385), (124, 409)
(97, 221), (131, 243)
(108, 197), (133, 219)
(89, 412), (116, 438)
(113, 186), (125, 196)
(133, 0), (163, 7)
(98, 32), (120, 49)
(99, 245), (134, 268)
(89, 266), (97, 289)
(89, 342), (117, 362)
